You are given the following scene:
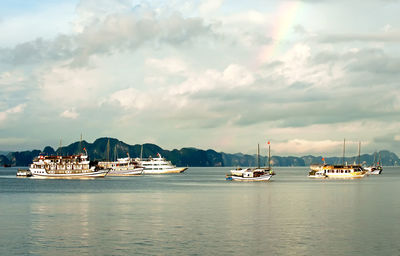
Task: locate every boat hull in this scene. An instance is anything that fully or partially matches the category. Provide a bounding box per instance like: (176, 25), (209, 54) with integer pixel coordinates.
(29, 168), (109, 179)
(227, 174), (272, 181)
(325, 173), (365, 179)
(308, 174), (327, 179)
(142, 167), (187, 174)
(107, 168), (143, 176)
(370, 169), (382, 175)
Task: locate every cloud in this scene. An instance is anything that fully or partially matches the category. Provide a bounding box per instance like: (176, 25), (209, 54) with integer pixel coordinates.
(319, 32), (400, 43)
(71, 10), (212, 66)
(60, 109), (79, 119)
(0, 104), (26, 124)
(222, 64), (255, 87)
(0, 137), (27, 147)
(273, 139), (347, 155)
(145, 57), (187, 74)
(1, 6), (213, 67)
(108, 88), (151, 110)
(199, 0), (225, 15)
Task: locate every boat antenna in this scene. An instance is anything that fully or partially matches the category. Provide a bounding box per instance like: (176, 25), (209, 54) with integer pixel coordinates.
(257, 143), (260, 169)
(342, 138), (346, 165)
(358, 141), (361, 166)
(268, 141), (271, 170)
(140, 144), (143, 159)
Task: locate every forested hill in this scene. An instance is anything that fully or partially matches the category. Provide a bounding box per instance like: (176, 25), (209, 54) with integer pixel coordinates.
(1, 137), (399, 167)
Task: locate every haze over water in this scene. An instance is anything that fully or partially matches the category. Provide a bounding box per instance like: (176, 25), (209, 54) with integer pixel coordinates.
(1, 167), (400, 255)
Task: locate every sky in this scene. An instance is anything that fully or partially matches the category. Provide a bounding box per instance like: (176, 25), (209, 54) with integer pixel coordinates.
(0, 0), (400, 156)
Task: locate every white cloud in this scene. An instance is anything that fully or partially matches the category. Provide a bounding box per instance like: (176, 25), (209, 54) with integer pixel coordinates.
(145, 57), (187, 74)
(60, 109), (79, 119)
(39, 66), (101, 106)
(0, 104), (26, 124)
(0, 71), (24, 85)
(109, 88), (151, 110)
(222, 64), (254, 87)
(199, 0), (224, 15)
(273, 139), (342, 155)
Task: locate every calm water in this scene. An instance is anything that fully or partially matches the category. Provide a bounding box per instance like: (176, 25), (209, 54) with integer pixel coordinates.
(1, 167), (400, 256)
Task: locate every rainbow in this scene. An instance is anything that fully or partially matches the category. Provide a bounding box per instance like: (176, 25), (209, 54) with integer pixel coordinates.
(257, 1), (302, 64)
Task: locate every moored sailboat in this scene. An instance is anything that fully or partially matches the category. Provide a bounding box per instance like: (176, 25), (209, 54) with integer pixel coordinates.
(98, 155), (143, 176)
(226, 142), (274, 181)
(97, 141), (143, 176)
(364, 152), (383, 175)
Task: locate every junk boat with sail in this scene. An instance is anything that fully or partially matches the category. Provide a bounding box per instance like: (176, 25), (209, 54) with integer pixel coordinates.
(98, 154), (143, 176)
(364, 152), (383, 175)
(226, 142), (274, 181)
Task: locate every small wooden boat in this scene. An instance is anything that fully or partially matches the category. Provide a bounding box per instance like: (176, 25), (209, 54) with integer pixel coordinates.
(16, 169), (32, 177)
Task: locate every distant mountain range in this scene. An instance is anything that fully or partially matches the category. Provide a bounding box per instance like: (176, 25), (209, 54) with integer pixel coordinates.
(0, 137), (399, 167)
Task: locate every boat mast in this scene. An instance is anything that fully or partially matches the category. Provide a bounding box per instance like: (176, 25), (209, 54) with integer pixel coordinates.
(140, 144), (143, 159)
(378, 152), (382, 166)
(79, 133), (83, 154)
(106, 139), (110, 161)
(268, 141), (271, 170)
(373, 152), (377, 166)
(342, 138), (346, 165)
(358, 141), (361, 166)
(257, 144), (260, 169)
(59, 139), (62, 156)
(115, 145), (118, 161)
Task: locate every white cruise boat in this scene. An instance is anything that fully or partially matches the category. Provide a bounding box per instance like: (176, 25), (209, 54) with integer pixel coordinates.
(136, 153), (187, 174)
(29, 151), (108, 179)
(98, 157), (143, 176)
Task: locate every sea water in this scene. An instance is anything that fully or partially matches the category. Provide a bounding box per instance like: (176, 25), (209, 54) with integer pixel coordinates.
(1, 167), (400, 255)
